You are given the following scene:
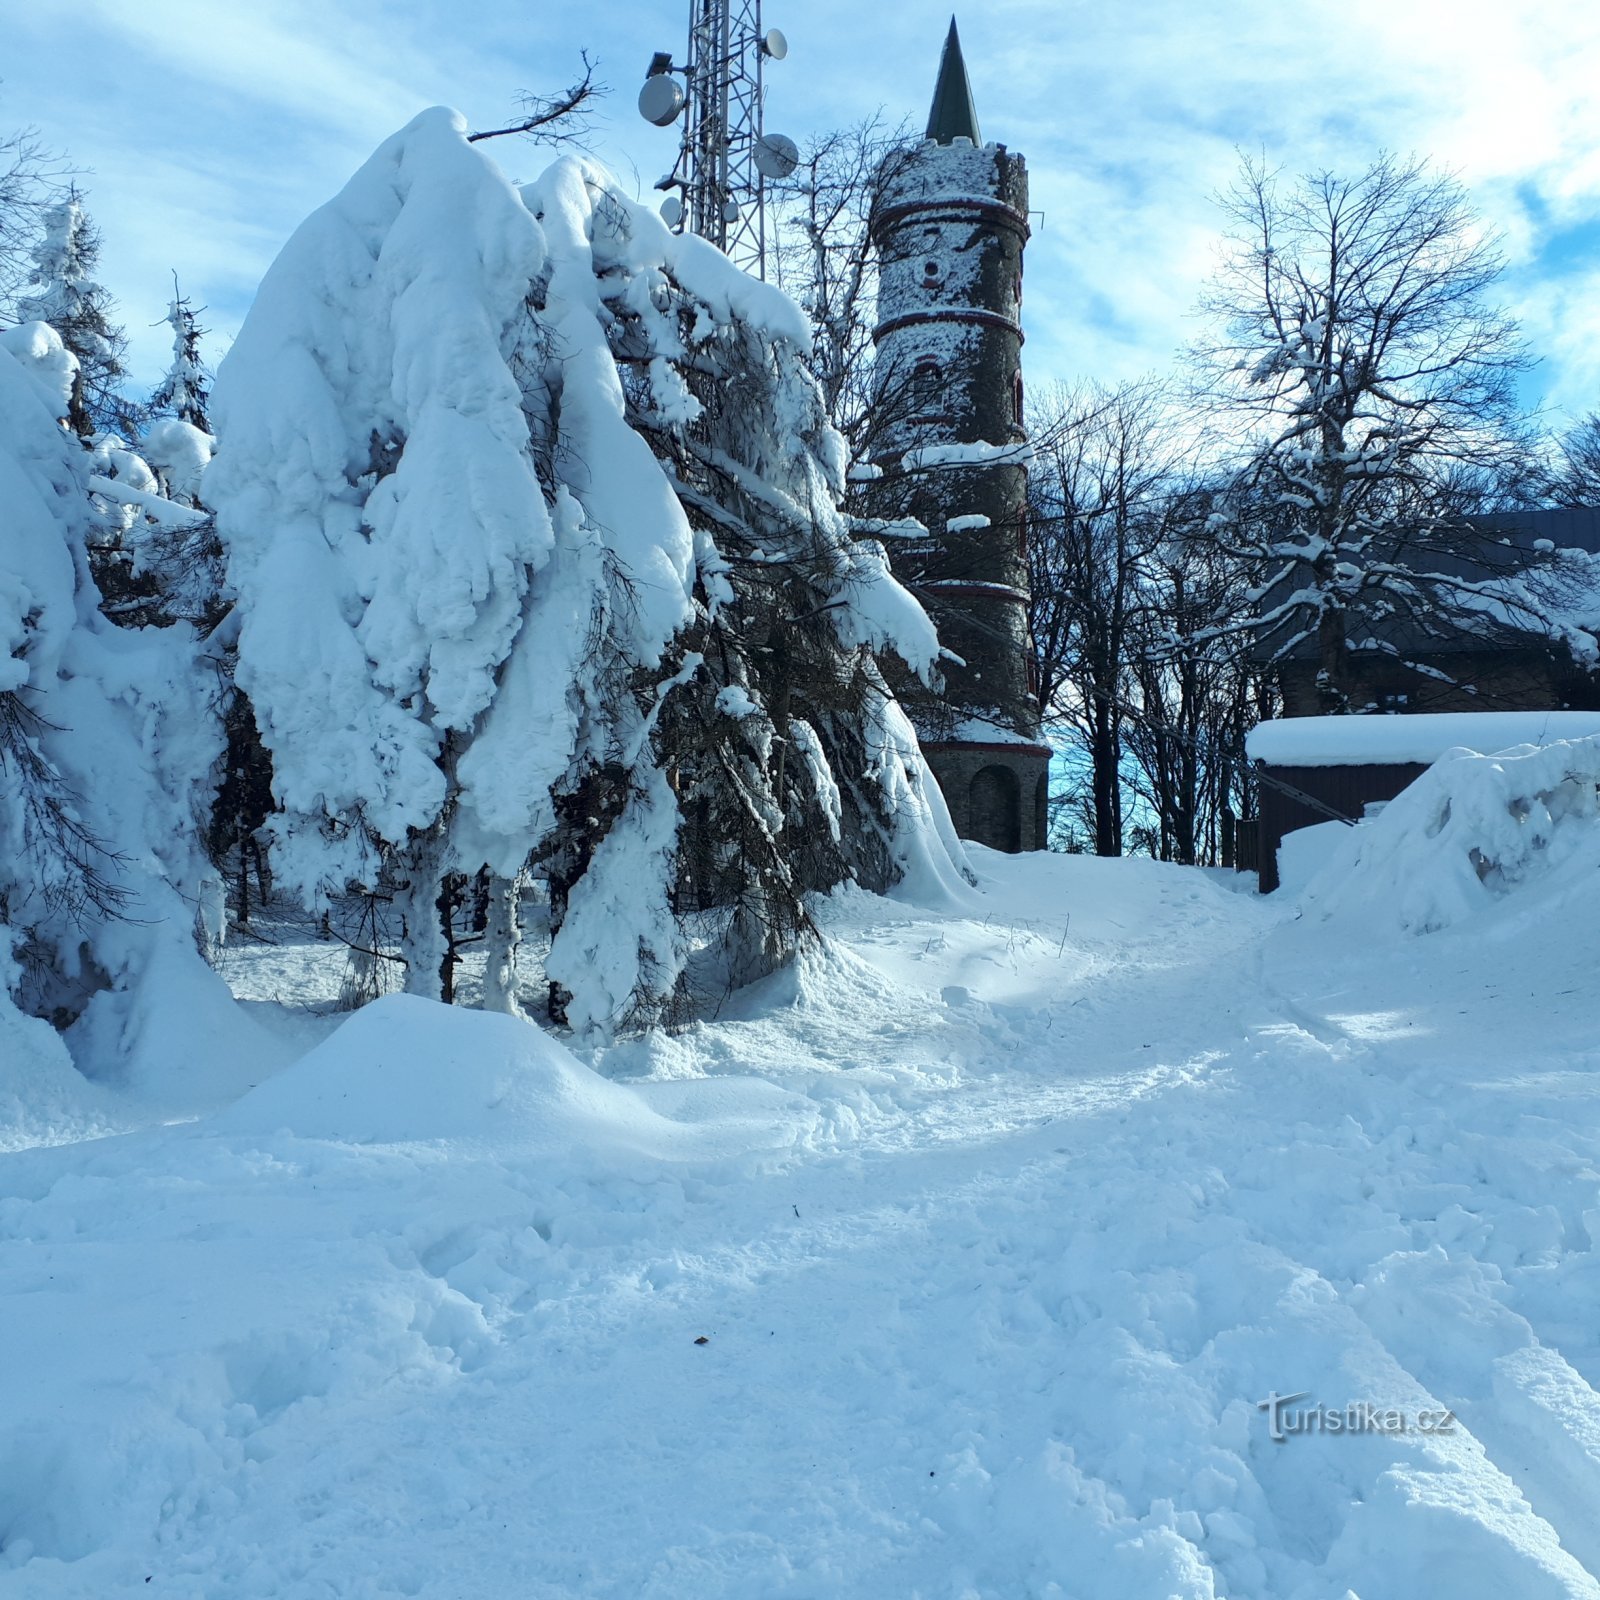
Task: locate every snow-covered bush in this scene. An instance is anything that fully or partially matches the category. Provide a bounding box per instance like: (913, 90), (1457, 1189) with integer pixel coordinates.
(207, 107), (962, 1032)
(1301, 736), (1600, 934)
(0, 321), (232, 1075)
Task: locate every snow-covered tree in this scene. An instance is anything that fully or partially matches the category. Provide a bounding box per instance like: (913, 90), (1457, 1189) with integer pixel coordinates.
(1191, 153), (1579, 710)
(0, 320), (231, 1071)
(0, 121), (73, 314)
(15, 192), (135, 437)
(148, 284), (211, 432)
(143, 284), (217, 521)
(207, 107), (965, 1032)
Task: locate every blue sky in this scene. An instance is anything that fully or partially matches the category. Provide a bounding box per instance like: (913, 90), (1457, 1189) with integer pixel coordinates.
(6, 0), (1600, 422)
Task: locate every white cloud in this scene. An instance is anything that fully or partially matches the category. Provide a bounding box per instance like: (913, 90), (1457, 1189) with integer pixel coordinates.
(4, 0), (1598, 419)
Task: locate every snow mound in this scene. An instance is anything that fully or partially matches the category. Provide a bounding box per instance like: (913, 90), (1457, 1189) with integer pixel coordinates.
(1301, 735), (1600, 933)
(0, 998), (120, 1152)
(213, 994), (679, 1151)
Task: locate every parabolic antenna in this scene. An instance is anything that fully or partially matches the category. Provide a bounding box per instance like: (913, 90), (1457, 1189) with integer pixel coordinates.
(638, 75), (686, 126)
(762, 27), (788, 59)
(723, 198), (742, 224)
(753, 132), (799, 181)
(660, 194), (684, 227)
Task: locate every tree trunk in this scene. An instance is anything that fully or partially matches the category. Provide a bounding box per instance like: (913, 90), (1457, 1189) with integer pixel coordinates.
(1316, 606), (1351, 713)
(481, 873), (524, 1016)
(400, 829), (449, 1001)
(1090, 691), (1121, 856)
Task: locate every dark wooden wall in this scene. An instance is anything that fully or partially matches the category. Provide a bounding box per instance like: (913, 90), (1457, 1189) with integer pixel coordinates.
(1256, 762), (1428, 892)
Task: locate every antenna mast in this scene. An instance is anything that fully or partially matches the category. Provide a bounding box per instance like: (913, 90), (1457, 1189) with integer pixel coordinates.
(638, 1), (796, 279)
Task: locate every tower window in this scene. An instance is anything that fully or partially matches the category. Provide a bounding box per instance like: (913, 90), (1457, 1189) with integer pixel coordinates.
(922, 258), (943, 285)
(1012, 373), (1025, 426)
(911, 359), (943, 417)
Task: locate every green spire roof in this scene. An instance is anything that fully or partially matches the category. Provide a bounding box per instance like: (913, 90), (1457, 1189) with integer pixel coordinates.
(925, 17), (981, 145)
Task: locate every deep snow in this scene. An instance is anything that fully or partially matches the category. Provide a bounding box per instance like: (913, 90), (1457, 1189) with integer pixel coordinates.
(3, 835), (1600, 1598)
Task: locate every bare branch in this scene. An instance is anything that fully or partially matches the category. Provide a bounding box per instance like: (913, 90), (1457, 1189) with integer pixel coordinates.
(468, 55), (605, 147)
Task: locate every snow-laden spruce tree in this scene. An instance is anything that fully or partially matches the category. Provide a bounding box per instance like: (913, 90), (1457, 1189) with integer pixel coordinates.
(207, 107), (965, 1032)
(149, 286), (211, 433)
(0, 320), (233, 1073)
(144, 286), (217, 517)
(15, 193), (135, 438)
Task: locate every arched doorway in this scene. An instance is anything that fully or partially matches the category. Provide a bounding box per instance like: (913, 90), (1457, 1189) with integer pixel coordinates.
(969, 763), (1021, 853)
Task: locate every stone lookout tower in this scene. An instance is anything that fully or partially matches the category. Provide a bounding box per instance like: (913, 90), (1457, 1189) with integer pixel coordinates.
(868, 17), (1050, 852)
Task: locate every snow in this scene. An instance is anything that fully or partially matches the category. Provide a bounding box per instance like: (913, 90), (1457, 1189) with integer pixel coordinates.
(1246, 709), (1600, 767)
(863, 694), (975, 905)
(212, 994), (682, 1153)
(0, 321), (76, 416)
(825, 536), (942, 681)
(14, 202), (117, 375)
(1, 321), (239, 1089)
(13, 100), (1600, 1600)
(206, 106), (555, 899)
(714, 685), (760, 719)
(8, 846), (1600, 1595)
(140, 417), (213, 503)
(946, 512), (992, 532)
(1299, 733), (1600, 935)
(948, 711), (1040, 745)
(901, 438), (1033, 471)
(542, 766), (687, 1037)
(1273, 817), (1350, 894)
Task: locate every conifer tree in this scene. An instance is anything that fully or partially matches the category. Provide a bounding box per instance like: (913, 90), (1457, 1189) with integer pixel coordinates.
(16, 191), (135, 437)
(208, 110), (965, 1031)
(1, 320), (230, 1062)
(149, 282), (211, 431)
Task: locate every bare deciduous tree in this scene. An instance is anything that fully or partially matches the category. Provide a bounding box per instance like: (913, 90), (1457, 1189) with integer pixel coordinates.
(1193, 151), (1549, 710)
(1026, 380), (1182, 855)
(1546, 413), (1600, 509)
(764, 114), (925, 481)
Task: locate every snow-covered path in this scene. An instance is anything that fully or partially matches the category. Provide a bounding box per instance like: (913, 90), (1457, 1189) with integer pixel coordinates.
(4, 853), (1600, 1598)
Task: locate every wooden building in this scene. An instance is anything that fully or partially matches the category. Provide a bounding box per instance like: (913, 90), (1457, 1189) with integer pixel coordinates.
(1243, 507), (1600, 890)
(1245, 711), (1600, 891)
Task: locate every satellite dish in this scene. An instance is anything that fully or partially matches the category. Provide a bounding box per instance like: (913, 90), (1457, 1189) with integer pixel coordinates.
(753, 132), (799, 181)
(762, 27), (788, 59)
(723, 198), (742, 224)
(638, 75), (686, 127)
(660, 194), (684, 228)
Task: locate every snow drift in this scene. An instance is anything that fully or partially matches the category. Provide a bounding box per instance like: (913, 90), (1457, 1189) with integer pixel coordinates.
(1301, 734), (1600, 933)
(214, 993), (682, 1153)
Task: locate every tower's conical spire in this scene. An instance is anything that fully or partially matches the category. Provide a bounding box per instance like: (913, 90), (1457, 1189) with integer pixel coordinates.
(925, 17), (981, 145)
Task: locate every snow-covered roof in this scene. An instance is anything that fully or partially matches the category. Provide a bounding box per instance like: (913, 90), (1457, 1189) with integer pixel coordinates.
(1247, 711), (1600, 768)
(941, 712), (1038, 747)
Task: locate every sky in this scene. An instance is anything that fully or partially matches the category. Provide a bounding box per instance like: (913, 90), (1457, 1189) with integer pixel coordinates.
(6, 0), (1600, 424)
